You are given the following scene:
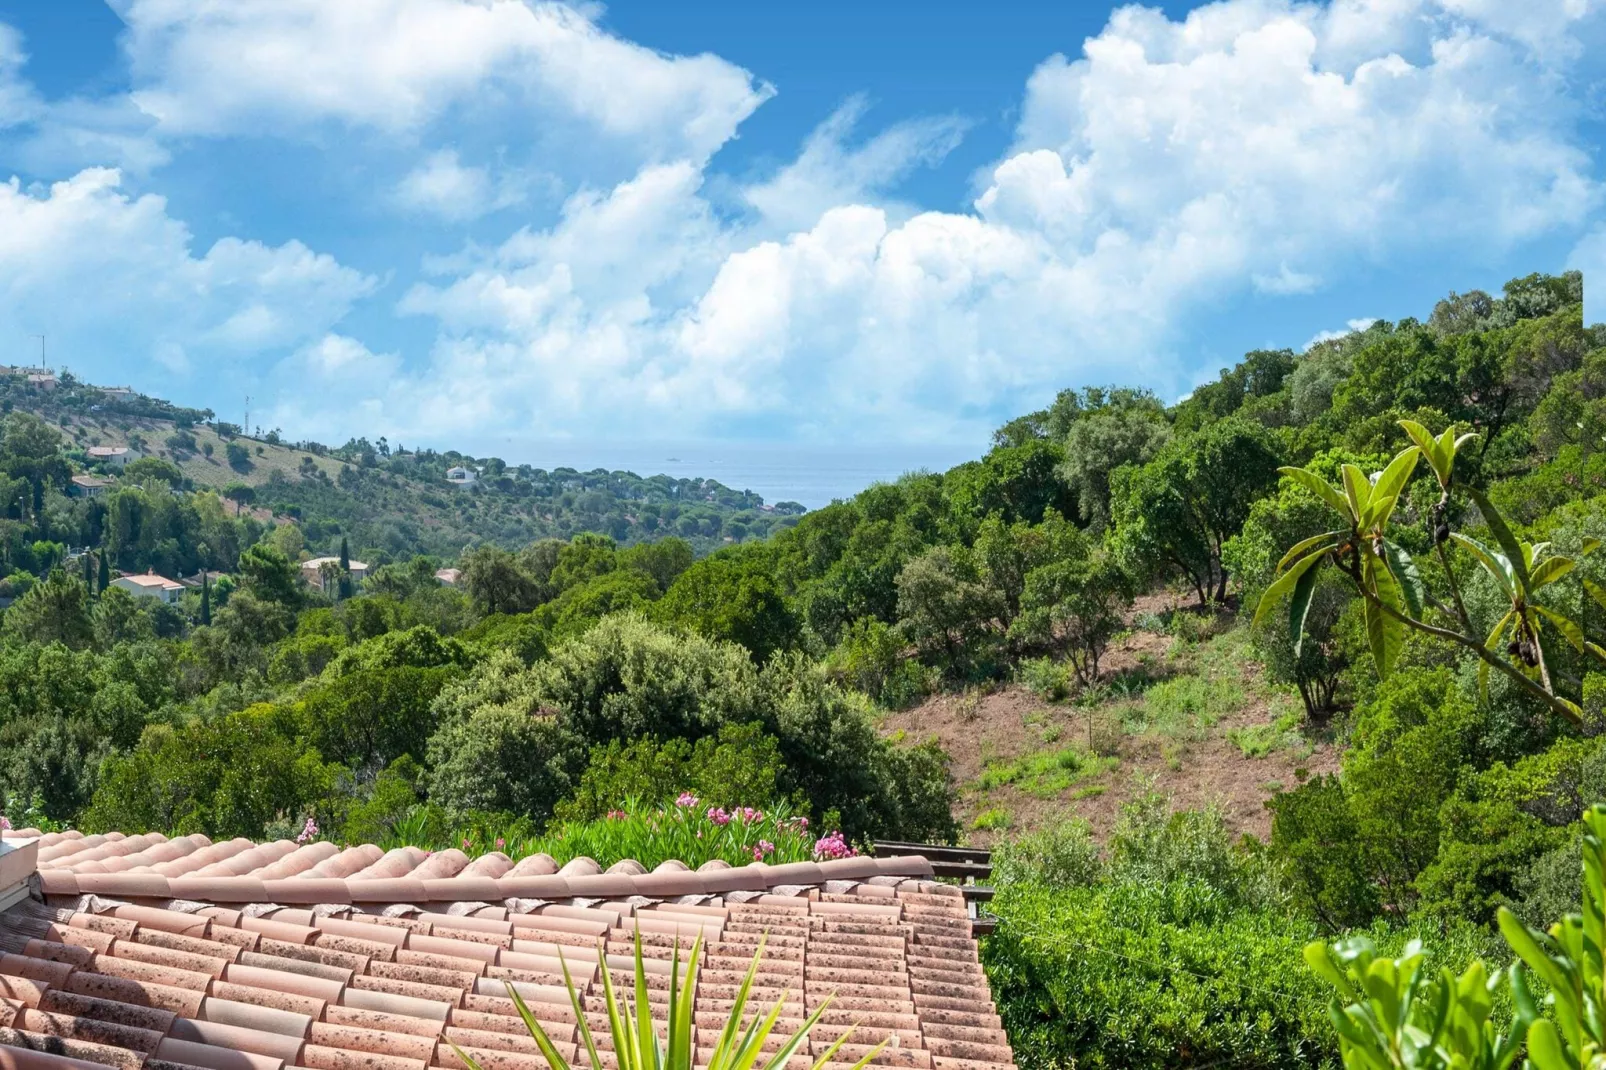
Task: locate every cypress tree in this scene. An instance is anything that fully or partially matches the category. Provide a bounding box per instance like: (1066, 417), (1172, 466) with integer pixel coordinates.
(338, 536), (352, 600)
(82, 551), (94, 592)
(97, 551), (110, 594)
(200, 571), (211, 626)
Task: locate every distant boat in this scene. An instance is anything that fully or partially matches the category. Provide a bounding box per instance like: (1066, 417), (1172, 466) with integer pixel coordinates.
(666, 457), (681, 463)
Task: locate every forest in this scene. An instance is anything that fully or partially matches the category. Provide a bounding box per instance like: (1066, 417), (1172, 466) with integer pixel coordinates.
(1, 269), (1602, 1068)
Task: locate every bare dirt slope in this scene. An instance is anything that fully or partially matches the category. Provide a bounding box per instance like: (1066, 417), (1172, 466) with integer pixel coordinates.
(880, 599), (1342, 846)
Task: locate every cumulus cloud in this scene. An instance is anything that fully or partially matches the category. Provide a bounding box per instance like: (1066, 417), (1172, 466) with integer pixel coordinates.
(0, 23), (39, 128)
(0, 168), (375, 380)
(113, 0), (771, 164)
(358, 0), (1600, 444)
(392, 149), (528, 221)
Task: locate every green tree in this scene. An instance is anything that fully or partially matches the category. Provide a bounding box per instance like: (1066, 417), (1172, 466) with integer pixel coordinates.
(92, 585), (155, 648)
(895, 545), (1003, 678)
(656, 549), (801, 662)
(2, 568), (93, 649)
(237, 543), (301, 606)
(460, 544), (543, 615)
(1057, 387), (1172, 530)
(223, 481), (256, 516)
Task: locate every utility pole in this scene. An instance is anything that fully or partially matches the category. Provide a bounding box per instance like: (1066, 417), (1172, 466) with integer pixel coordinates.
(244, 395), (250, 436)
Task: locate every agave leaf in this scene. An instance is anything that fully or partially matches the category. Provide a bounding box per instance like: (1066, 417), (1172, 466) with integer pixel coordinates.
(1380, 540), (1425, 620)
(500, 983), (575, 1070)
(1280, 466), (1352, 519)
(1363, 554), (1405, 680)
(1528, 555), (1576, 591)
(1464, 486), (1531, 591)
(1278, 530), (1345, 572)
(1253, 551), (1325, 631)
(1450, 532), (1516, 600)
(1364, 446), (1420, 530)
(1342, 465), (1373, 526)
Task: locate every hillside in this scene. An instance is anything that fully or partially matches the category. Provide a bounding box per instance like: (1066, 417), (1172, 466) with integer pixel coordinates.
(7, 372), (804, 563)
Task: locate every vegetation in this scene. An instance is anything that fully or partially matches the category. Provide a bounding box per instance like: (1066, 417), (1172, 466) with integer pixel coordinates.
(0, 269), (1602, 1069)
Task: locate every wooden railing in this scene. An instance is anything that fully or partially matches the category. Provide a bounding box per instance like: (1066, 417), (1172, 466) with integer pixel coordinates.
(872, 840), (998, 936)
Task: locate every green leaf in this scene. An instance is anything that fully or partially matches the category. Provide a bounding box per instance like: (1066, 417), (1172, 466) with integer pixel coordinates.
(1534, 605), (1586, 653)
(1364, 554), (1405, 680)
(1529, 555), (1577, 591)
(1342, 465), (1373, 525)
(1450, 532), (1516, 600)
(1380, 540), (1425, 620)
(1277, 530), (1344, 572)
(1279, 466), (1352, 519)
(1252, 551), (1325, 631)
(1399, 420), (1446, 485)
(1584, 578), (1606, 614)
(1523, 1020), (1569, 1070)
(1291, 557), (1320, 657)
(1363, 446), (1420, 530)
(1478, 610), (1513, 706)
(1464, 486), (1531, 592)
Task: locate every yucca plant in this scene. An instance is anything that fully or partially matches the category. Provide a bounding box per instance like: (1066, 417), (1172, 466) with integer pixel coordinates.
(451, 929), (889, 1070)
(1255, 418), (1602, 726)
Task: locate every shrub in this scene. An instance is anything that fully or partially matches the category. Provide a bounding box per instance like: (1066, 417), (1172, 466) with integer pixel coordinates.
(1018, 657), (1072, 702)
(994, 819), (1101, 888)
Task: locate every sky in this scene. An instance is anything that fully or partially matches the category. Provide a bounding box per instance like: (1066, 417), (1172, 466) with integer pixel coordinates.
(0, 0), (1601, 467)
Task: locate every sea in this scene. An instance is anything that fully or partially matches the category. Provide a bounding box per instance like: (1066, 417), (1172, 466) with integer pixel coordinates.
(497, 439), (983, 511)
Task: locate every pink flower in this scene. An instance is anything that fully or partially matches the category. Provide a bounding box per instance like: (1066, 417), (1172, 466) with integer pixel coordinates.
(676, 792), (699, 809)
(495, 838), (505, 850)
(296, 817), (319, 844)
(752, 840), (776, 861)
(0, 816), (11, 832)
(813, 831), (856, 861)
(706, 807), (731, 827)
(607, 810), (628, 821)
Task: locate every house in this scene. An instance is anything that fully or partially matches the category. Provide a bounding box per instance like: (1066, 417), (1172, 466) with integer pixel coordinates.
(101, 385), (136, 398)
(177, 569), (223, 588)
(24, 372), (55, 390)
(109, 571), (185, 604)
(86, 445), (139, 468)
(435, 566), (462, 586)
(2, 832), (1016, 1070)
(446, 465), (478, 485)
(68, 474), (112, 499)
(300, 555), (369, 590)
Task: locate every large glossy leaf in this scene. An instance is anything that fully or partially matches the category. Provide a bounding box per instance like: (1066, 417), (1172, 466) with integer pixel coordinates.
(1279, 466), (1352, 519)
(1534, 605), (1586, 653)
(1363, 553), (1405, 680)
(1342, 464), (1373, 526)
(1363, 446), (1420, 530)
(1479, 610), (1515, 705)
(1290, 557), (1321, 657)
(1252, 551), (1326, 631)
(1585, 578), (1606, 614)
(1278, 530), (1345, 572)
(1450, 532), (1516, 600)
(1399, 420), (1447, 486)
(1529, 555), (1576, 591)
(1381, 540), (1425, 620)
(1464, 486), (1531, 591)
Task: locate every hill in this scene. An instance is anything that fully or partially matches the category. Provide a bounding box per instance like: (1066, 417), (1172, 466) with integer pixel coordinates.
(5, 371), (804, 564)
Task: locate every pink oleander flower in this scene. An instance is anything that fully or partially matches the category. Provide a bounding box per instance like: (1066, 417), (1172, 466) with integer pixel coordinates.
(295, 817), (319, 844)
(495, 838), (505, 850)
(607, 810), (628, 821)
(0, 816), (11, 832)
(675, 792), (699, 809)
(706, 807), (731, 826)
(462, 838), (472, 851)
(813, 831), (857, 861)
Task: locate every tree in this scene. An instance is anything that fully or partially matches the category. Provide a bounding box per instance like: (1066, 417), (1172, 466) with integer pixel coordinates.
(1058, 388), (1172, 530)
(461, 544), (543, 615)
(225, 441), (252, 472)
(656, 549), (801, 663)
(1111, 417), (1282, 604)
(237, 543), (301, 606)
(97, 552), (110, 595)
(223, 481), (256, 516)
(2, 569), (93, 649)
(337, 536), (353, 600)
(895, 545), (1003, 678)
(92, 585), (154, 648)
(199, 570), (211, 626)
(1012, 549), (1133, 687)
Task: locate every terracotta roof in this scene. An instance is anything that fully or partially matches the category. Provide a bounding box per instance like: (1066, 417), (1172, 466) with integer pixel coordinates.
(0, 831), (1013, 1070)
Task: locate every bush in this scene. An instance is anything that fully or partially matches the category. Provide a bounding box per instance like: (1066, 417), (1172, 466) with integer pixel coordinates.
(994, 819), (1101, 887)
(1019, 657), (1073, 702)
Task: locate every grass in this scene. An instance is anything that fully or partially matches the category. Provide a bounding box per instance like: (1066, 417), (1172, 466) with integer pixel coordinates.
(972, 807), (1012, 831)
(1226, 706), (1305, 759)
(974, 746), (1119, 799)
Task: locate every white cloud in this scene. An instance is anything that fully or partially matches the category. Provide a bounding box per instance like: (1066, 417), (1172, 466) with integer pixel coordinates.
(743, 97), (968, 234)
(0, 23), (39, 128)
(392, 149), (527, 221)
(1573, 227), (1606, 325)
(1303, 317), (1381, 350)
(294, 0), (1601, 445)
(113, 0), (771, 164)
(0, 168), (375, 379)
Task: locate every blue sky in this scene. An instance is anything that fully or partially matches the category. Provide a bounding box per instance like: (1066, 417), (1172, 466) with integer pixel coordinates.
(0, 0), (1601, 465)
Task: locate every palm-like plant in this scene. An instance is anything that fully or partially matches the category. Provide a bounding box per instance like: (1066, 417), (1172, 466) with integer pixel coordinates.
(1255, 419), (1601, 725)
(451, 930), (888, 1070)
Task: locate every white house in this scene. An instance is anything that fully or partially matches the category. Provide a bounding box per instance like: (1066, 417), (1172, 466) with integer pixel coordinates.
(87, 445), (139, 468)
(111, 572), (185, 604)
(445, 466), (477, 485)
(69, 474), (112, 499)
(301, 556), (369, 590)
(435, 567), (462, 586)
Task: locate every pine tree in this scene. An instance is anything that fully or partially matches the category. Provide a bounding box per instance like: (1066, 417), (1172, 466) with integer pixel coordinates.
(200, 571), (211, 626)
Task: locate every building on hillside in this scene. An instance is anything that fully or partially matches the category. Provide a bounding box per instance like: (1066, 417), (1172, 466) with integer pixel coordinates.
(0, 830), (1016, 1070)
(300, 555), (369, 591)
(25, 372), (56, 390)
(86, 445), (140, 468)
(177, 569), (223, 588)
(109, 571), (185, 604)
(435, 567), (462, 586)
(101, 385), (136, 398)
(445, 465), (478, 485)
(68, 474), (112, 499)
